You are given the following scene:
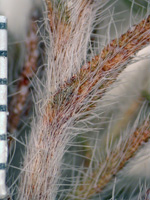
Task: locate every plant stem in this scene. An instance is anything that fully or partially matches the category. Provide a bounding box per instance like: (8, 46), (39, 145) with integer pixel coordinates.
(18, 4), (150, 199)
(73, 118), (150, 199)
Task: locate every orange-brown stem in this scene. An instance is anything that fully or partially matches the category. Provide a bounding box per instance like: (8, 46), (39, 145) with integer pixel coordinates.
(44, 15), (150, 126)
(75, 119), (150, 199)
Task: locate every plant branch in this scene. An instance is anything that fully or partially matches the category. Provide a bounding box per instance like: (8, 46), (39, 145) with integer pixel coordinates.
(18, 4), (150, 199)
(73, 118), (150, 199)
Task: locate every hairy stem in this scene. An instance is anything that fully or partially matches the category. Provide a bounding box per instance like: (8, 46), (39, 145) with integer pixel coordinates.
(73, 118), (150, 199)
(18, 3), (150, 200)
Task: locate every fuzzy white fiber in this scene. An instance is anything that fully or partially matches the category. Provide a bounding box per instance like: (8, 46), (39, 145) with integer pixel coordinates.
(18, 1), (100, 199)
